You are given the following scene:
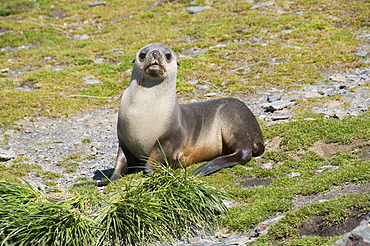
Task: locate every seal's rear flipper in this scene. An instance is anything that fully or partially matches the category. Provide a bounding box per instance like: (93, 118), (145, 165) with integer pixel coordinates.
(193, 161), (240, 177)
(192, 149), (252, 177)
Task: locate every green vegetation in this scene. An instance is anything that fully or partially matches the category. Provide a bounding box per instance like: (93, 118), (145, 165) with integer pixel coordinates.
(0, 0), (369, 245)
(0, 163), (227, 245)
(0, 0), (369, 125)
(252, 193), (370, 245)
(35, 171), (64, 180)
(264, 117), (370, 150)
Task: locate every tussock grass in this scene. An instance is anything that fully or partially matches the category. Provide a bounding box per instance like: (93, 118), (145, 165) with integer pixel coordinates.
(98, 164), (227, 245)
(0, 162), (228, 246)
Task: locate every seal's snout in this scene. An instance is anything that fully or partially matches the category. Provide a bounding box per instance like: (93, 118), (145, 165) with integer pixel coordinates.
(143, 49), (166, 78)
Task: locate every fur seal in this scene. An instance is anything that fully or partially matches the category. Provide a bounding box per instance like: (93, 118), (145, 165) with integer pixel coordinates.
(75, 43), (264, 187)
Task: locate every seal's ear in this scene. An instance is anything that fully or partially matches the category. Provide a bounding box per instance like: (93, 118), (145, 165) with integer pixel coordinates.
(177, 61), (180, 66)
(132, 59), (136, 63)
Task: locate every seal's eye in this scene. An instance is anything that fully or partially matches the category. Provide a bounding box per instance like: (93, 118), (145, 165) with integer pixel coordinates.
(139, 53), (146, 59)
(165, 53), (172, 60)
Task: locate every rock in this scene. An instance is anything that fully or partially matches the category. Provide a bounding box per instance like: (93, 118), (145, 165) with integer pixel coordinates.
(0, 68), (9, 73)
(83, 75), (101, 85)
(204, 92), (217, 97)
(354, 50), (368, 57)
(4, 129), (15, 135)
(341, 92), (356, 99)
(250, 214), (285, 238)
(320, 165), (339, 170)
(73, 34), (89, 40)
(0, 148), (16, 161)
(303, 92), (322, 99)
(250, 1), (275, 9)
(271, 114), (291, 121)
(262, 100), (294, 112)
(287, 172), (301, 178)
(89, 1), (107, 6)
(94, 58), (105, 64)
(187, 6), (211, 14)
(327, 101), (341, 109)
(261, 162), (273, 169)
(267, 93), (282, 102)
(331, 213), (370, 246)
(281, 29), (292, 34)
(330, 75), (346, 82)
(224, 234), (252, 245)
(305, 85), (318, 93)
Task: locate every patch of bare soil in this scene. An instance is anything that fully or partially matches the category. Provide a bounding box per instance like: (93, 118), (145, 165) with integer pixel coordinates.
(237, 177), (273, 189)
(299, 210), (365, 237)
(265, 137), (370, 161)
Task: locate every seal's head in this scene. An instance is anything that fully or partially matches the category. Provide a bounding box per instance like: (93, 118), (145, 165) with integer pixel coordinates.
(133, 43), (178, 80)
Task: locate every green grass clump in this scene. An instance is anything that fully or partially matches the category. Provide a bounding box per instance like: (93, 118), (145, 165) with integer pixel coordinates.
(98, 162), (228, 245)
(35, 171), (64, 180)
(0, 182), (96, 246)
(1, 162), (228, 246)
(0, 163), (41, 182)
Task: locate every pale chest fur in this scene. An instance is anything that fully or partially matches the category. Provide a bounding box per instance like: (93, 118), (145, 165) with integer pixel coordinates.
(118, 85), (177, 158)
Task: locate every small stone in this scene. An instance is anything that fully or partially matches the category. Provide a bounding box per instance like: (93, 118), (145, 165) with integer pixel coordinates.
(261, 162), (273, 169)
(320, 165), (339, 170)
(83, 75), (101, 85)
(0, 68), (9, 73)
(188, 236), (202, 243)
(330, 75), (346, 82)
(281, 30), (292, 34)
(221, 199), (235, 208)
(4, 129), (15, 135)
(94, 58), (105, 64)
(305, 85), (318, 93)
(271, 114), (291, 121)
(326, 101), (341, 109)
(354, 50), (368, 57)
(89, 1), (107, 6)
(334, 111), (349, 119)
(225, 235), (252, 245)
(0, 148), (16, 161)
(204, 92), (217, 97)
(262, 100), (294, 112)
(302, 92), (321, 99)
(267, 93), (282, 102)
(73, 34), (89, 40)
(250, 214), (285, 238)
(341, 92), (356, 99)
(187, 6), (211, 14)
(287, 172), (301, 178)
(250, 1), (275, 9)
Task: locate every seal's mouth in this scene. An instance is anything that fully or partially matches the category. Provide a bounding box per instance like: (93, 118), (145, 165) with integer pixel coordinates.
(145, 61), (165, 77)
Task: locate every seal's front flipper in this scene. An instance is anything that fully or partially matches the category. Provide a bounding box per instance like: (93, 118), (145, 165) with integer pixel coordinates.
(192, 149), (252, 177)
(73, 180), (111, 187)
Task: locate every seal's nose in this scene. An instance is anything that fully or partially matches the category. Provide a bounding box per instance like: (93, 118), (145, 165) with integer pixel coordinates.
(152, 50), (159, 58)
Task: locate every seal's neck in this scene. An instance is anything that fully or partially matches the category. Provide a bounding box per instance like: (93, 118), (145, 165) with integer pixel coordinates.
(128, 66), (178, 102)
